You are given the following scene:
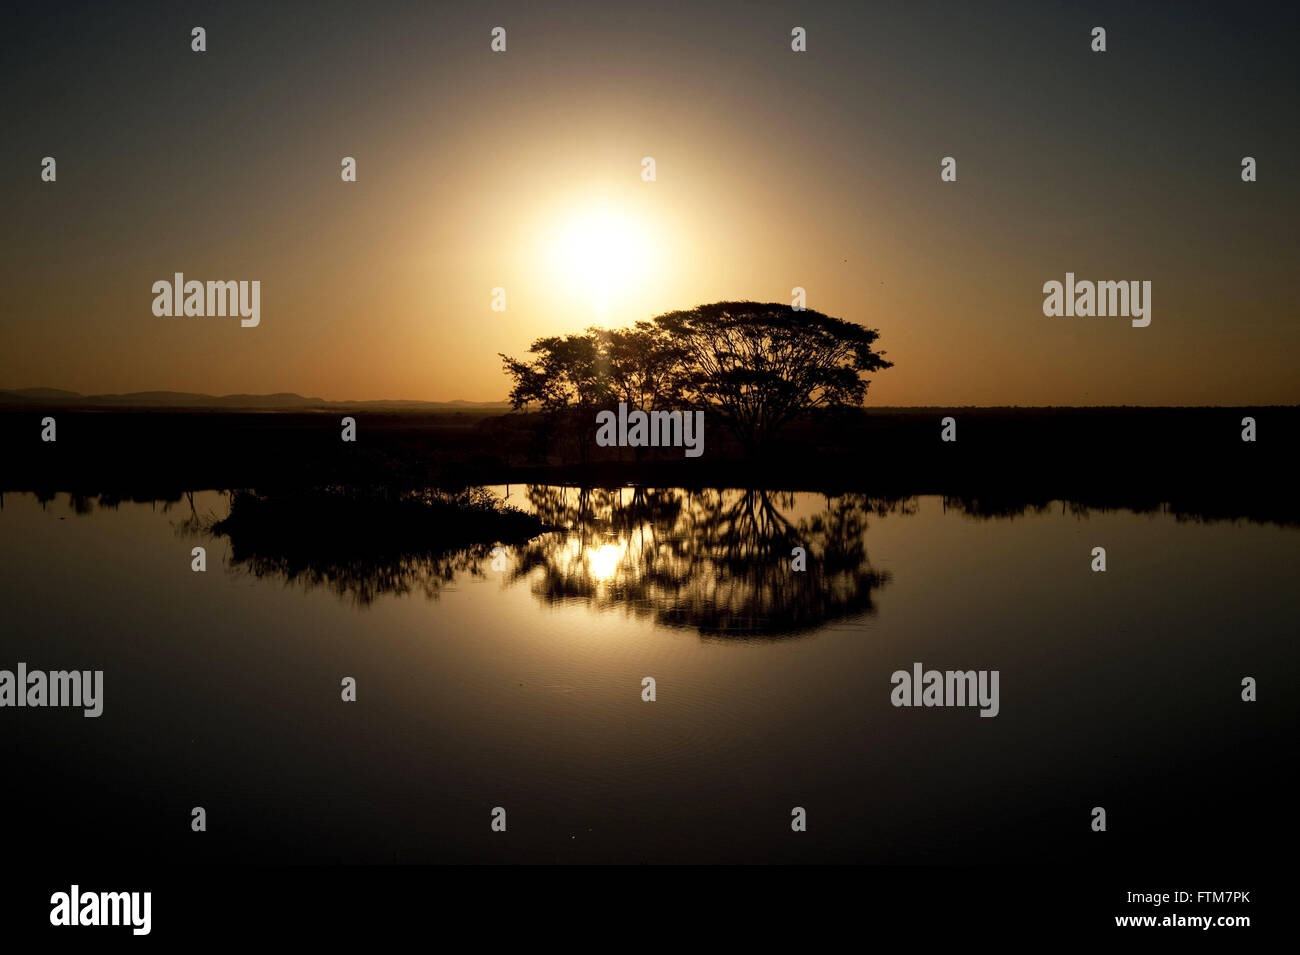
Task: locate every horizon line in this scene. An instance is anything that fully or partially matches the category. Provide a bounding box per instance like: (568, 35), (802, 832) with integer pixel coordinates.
(2, 387), (1296, 411)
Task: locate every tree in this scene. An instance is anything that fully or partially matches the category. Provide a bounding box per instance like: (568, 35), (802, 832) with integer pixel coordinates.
(594, 322), (689, 411)
(502, 324), (696, 462)
(500, 302), (893, 463)
(651, 301), (892, 455)
(500, 332), (615, 414)
(500, 332), (611, 462)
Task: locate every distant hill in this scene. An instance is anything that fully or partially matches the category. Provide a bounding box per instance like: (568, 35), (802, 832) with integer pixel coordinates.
(0, 388), (510, 410)
(7, 387), (82, 399)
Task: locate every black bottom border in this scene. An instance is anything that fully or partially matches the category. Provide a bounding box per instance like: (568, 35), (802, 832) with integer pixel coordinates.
(3, 864), (1269, 942)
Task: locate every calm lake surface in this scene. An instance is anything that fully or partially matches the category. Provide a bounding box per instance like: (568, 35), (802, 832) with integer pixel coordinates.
(1, 486), (1294, 864)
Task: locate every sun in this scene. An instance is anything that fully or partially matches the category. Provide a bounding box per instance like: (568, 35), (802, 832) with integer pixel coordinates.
(586, 541), (626, 582)
(549, 205), (658, 322)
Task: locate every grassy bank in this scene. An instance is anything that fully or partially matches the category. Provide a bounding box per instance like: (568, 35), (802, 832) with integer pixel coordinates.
(2, 406), (1295, 523)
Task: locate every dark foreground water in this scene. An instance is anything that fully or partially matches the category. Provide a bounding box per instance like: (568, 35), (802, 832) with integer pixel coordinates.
(0, 487), (1294, 864)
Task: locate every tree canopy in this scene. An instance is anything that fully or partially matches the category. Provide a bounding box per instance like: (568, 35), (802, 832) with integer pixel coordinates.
(500, 302), (892, 456)
(652, 302), (891, 452)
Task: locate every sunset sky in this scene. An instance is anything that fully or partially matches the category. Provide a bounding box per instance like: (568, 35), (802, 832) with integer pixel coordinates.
(3, 0), (1296, 405)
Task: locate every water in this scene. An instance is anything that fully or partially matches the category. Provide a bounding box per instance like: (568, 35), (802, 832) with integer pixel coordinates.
(1, 487), (1294, 864)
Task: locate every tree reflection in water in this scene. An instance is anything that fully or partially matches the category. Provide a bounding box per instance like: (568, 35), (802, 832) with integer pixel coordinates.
(513, 486), (895, 638)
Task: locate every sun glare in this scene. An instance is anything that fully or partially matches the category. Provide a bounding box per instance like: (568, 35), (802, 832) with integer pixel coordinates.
(586, 541), (625, 582)
(549, 205), (658, 322)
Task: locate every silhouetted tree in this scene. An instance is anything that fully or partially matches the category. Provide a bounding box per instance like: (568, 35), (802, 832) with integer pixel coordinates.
(501, 302), (892, 462)
(595, 323), (689, 410)
(651, 302), (891, 455)
(500, 333), (611, 463)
